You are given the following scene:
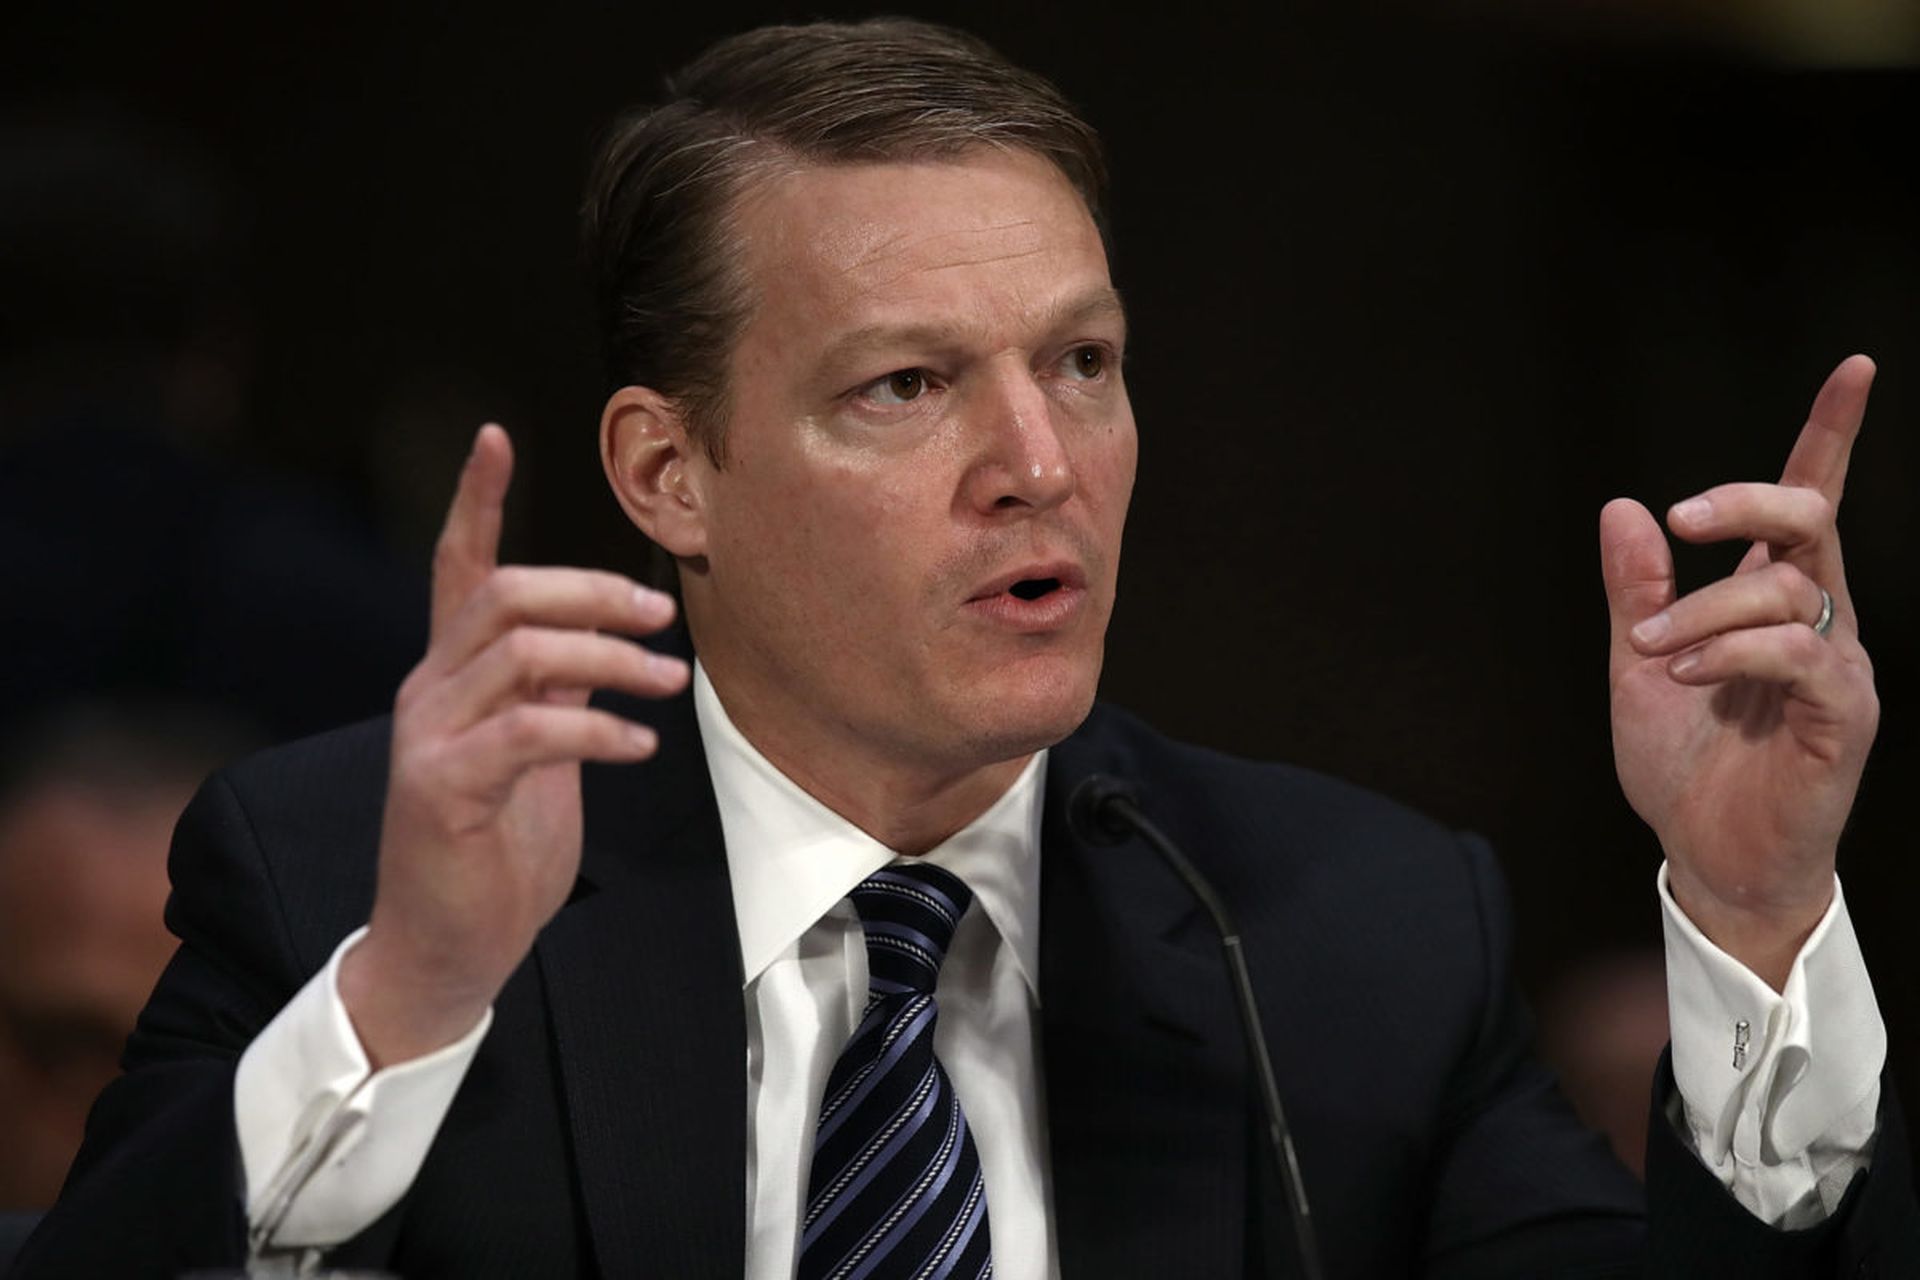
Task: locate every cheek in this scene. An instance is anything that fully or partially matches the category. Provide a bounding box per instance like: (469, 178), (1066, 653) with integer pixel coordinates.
(1079, 414), (1138, 528)
(727, 457), (927, 608)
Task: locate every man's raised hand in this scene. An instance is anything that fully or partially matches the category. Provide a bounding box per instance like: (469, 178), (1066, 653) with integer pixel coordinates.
(1600, 355), (1880, 990)
(339, 425), (689, 1067)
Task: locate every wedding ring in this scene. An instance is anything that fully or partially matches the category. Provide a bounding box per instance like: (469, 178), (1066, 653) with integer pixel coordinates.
(1813, 586), (1835, 638)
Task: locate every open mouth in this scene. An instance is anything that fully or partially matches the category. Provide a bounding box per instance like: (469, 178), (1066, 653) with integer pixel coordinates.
(967, 564), (1090, 629)
(1008, 577), (1062, 601)
(965, 563), (1086, 627)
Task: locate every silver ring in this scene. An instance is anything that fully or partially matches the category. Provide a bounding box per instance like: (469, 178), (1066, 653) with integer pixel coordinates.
(1813, 586), (1835, 638)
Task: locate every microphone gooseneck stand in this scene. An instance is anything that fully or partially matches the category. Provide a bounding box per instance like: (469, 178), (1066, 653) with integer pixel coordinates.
(1069, 774), (1326, 1280)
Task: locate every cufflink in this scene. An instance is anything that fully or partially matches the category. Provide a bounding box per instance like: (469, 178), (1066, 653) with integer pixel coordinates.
(1732, 1019), (1751, 1070)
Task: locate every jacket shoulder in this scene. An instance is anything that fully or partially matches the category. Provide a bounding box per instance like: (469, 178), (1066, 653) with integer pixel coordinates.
(1071, 700), (1469, 867)
(1065, 702), (1507, 1019)
(182, 715), (394, 968)
(220, 713), (393, 806)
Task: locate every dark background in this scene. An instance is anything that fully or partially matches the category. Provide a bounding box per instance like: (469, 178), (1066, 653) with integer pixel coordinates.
(5, 1), (1915, 1161)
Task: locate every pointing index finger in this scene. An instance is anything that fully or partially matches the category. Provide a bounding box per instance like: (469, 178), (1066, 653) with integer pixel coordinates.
(1778, 354), (1875, 508)
(432, 424), (514, 641)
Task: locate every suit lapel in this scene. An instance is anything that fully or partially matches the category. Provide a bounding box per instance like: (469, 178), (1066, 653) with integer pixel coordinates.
(530, 688), (1260, 1276)
(537, 689), (746, 1280)
(1040, 724), (1253, 1277)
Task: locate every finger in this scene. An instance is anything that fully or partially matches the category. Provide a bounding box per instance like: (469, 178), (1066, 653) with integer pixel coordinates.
(1778, 354), (1875, 509)
(1665, 623), (1855, 709)
(1665, 483), (1834, 553)
(432, 565), (677, 672)
(423, 628), (692, 732)
(432, 425), (514, 642)
(1628, 560), (1829, 656)
(1666, 479), (1851, 617)
(446, 705), (660, 793)
(1600, 497), (1675, 677)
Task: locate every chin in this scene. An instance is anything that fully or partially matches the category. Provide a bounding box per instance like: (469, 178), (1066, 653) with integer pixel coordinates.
(946, 651), (1101, 762)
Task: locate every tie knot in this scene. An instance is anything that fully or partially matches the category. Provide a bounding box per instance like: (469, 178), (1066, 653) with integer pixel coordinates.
(848, 862), (972, 997)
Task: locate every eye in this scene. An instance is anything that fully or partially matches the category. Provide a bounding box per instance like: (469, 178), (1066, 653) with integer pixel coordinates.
(862, 368), (929, 406)
(1063, 346), (1107, 380)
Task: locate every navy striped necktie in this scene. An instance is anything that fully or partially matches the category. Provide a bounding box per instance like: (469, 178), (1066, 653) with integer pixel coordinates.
(798, 861), (993, 1280)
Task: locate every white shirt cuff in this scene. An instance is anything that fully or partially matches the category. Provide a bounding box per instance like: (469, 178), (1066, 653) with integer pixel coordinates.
(1660, 864), (1884, 1225)
(235, 926), (491, 1250)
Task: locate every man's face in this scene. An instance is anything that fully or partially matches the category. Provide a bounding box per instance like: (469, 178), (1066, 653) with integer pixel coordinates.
(681, 147), (1136, 779)
(0, 779), (182, 1206)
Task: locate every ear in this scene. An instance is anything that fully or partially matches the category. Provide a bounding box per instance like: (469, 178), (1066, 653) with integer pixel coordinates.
(600, 385), (708, 558)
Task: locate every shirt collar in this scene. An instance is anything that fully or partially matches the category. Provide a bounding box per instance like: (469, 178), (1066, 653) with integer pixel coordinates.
(692, 661), (1044, 999)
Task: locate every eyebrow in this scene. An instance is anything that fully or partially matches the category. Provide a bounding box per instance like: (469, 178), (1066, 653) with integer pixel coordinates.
(815, 286), (1129, 376)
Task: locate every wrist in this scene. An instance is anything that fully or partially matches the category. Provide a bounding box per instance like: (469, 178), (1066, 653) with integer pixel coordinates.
(339, 926), (502, 1069)
(1665, 864), (1832, 992)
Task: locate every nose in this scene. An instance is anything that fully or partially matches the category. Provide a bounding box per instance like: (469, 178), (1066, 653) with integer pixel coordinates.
(962, 367), (1076, 516)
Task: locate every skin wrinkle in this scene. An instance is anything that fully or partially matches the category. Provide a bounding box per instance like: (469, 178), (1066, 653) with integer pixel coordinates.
(847, 242), (1053, 295)
(844, 212), (1044, 265)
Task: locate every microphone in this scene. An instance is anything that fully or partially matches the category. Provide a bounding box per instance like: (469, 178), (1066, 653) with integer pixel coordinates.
(1069, 774), (1325, 1280)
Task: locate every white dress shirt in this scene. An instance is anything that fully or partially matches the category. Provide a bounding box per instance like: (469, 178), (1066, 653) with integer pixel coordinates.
(240, 664), (1056, 1275)
(707, 669), (1056, 1279)
(235, 662), (1886, 1268)
(1658, 864), (1882, 1225)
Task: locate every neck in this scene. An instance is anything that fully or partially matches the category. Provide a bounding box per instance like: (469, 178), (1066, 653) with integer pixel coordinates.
(700, 666), (1031, 857)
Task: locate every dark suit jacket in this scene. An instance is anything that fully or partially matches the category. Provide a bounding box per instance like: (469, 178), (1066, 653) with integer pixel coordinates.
(15, 689), (1920, 1278)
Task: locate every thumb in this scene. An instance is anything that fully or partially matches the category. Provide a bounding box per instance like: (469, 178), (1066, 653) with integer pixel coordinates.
(1599, 497), (1674, 673)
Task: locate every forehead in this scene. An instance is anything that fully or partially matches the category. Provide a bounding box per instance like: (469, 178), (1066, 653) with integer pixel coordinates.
(731, 149), (1113, 353)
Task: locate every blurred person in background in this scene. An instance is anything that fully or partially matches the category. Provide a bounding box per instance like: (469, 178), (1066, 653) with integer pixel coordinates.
(1540, 949), (1672, 1178)
(0, 102), (424, 1270)
(0, 703), (255, 1208)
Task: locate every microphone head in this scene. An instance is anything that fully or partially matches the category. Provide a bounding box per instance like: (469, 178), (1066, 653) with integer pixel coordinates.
(1067, 773), (1140, 847)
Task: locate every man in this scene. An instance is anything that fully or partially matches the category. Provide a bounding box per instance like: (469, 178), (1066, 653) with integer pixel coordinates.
(17, 18), (1917, 1278)
(0, 701), (251, 1253)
